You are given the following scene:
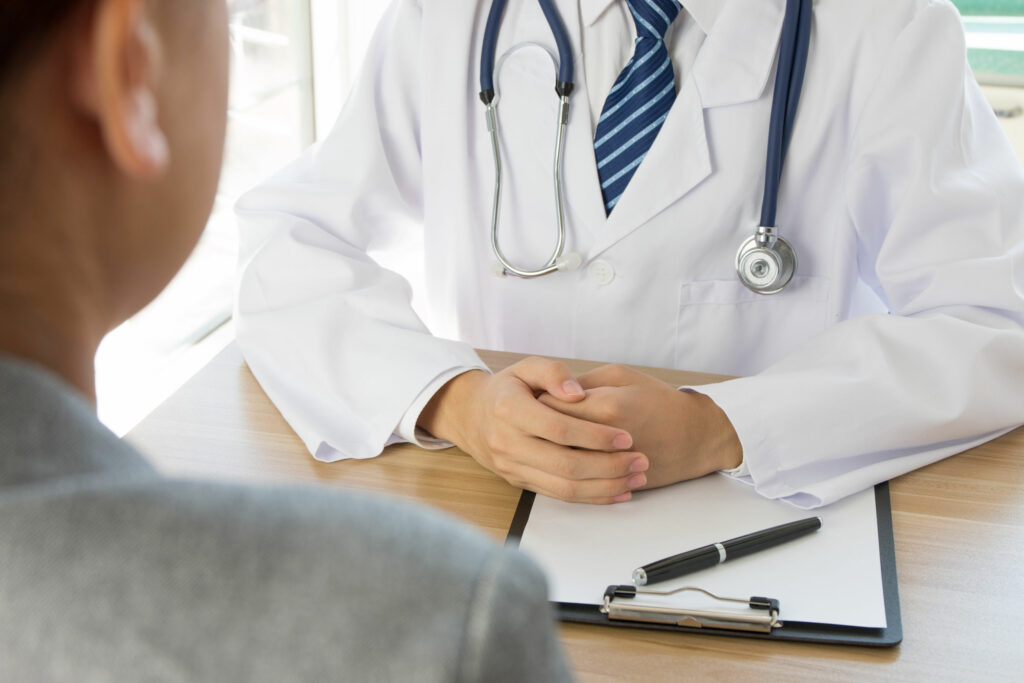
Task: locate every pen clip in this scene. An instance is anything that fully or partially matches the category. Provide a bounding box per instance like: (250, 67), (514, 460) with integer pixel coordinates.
(600, 585), (782, 633)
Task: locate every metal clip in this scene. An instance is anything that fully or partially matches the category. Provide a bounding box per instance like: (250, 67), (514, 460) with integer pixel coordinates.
(600, 585), (782, 634)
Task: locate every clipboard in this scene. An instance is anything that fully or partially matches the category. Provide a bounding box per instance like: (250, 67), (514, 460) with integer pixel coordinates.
(506, 482), (902, 647)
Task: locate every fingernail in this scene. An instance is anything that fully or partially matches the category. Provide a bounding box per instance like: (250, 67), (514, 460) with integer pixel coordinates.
(612, 433), (633, 450)
(562, 380), (584, 397)
(628, 474), (647, 489)
(629, 457), (648, 473)
(612, 492), (632, 503)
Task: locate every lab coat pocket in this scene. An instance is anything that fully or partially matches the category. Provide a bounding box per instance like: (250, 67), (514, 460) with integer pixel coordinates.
(675, 276), (830, 376)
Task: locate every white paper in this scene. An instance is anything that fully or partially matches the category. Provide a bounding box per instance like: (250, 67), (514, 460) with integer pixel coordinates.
(517, 475), (886, 628)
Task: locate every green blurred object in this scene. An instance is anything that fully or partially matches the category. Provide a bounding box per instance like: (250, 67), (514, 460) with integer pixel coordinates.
(953, 1), (1024, 84)
(953, 1), (1024, 17)
(969, 48), (1024, 84)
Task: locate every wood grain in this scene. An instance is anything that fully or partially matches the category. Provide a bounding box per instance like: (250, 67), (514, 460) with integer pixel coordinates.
(127, 344), (1024, 681)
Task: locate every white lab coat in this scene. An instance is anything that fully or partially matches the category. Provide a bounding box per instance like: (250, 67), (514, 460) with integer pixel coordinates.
(235, 0), (1024, 508)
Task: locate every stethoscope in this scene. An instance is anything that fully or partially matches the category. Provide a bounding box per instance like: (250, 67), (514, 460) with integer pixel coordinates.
(479, 0), (812, 294)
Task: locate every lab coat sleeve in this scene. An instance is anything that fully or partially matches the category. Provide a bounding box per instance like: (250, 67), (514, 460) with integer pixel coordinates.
(697, 2), (1024, 508)
(234, 0), (487, 461)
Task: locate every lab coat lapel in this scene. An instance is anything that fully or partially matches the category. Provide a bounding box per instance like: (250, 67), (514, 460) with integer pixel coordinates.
(590, 75), (711, 259)
(586, 0), (786, 259)
(692, 0), (786, 109)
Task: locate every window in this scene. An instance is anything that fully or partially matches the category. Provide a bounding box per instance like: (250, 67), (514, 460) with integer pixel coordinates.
(955, 0), (1024, 85)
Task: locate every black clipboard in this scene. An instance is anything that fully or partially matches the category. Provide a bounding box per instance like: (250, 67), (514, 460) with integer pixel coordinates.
(506, 482), (902, 647)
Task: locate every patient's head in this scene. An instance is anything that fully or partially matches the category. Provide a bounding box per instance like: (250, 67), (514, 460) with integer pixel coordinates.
(0, 0), (229, 397)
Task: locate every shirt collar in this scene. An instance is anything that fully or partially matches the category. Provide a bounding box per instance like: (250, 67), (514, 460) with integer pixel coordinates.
(580, 0), (723, 36)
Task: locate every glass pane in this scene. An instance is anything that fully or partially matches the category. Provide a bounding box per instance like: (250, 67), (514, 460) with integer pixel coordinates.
(226, 0), (315, 196)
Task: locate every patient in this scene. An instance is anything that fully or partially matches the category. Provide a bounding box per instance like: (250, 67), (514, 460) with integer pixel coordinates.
(0, 0), (570, 679)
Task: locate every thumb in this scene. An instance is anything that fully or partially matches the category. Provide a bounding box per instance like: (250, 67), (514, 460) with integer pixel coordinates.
(512, 357), (587, 402)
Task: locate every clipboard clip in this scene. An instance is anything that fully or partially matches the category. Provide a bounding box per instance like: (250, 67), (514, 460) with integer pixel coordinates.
(601, 585), (782, 634)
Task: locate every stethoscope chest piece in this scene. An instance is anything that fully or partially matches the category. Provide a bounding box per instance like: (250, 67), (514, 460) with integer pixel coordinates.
(736, 227), (797, 295)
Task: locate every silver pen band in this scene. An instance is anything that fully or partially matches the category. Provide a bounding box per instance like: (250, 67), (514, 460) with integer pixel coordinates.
(715, 543), (727, 563)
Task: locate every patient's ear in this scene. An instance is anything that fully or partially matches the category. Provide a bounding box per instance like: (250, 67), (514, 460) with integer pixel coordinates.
(71, 0), (168, 178)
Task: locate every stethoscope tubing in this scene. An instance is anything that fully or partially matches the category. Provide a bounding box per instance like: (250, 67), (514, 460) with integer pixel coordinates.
(536, 0), (575, 91)
(481, 0), (575, 100)
(760, 0), (812, 231)
(479, 0), (507, 100)
(480, 0), (811, 288)
(484, 40), (574, 278)
(480, 2), (577, 278)
(486, 94), (572, 278)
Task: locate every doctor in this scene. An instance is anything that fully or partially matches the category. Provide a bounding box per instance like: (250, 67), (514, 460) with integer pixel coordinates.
(236, 0), (1024, 508)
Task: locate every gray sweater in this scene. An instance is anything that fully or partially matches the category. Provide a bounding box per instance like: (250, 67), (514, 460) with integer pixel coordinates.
(0, 356), (572, 682)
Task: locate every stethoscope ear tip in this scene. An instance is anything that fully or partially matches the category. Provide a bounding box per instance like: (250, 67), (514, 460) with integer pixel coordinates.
(490, 261), (508, 278)
(556, 252), (582, 272)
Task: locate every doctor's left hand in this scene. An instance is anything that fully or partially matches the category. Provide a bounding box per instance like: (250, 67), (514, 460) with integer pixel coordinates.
(418, 358), (651, 504)
(538, 365), (743, 490)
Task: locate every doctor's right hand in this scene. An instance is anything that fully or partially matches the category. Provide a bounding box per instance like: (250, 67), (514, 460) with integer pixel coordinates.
(417, 358), (650, 504)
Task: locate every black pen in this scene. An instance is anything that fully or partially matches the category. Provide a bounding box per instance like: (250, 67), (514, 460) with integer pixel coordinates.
(632, 517), (822, 586)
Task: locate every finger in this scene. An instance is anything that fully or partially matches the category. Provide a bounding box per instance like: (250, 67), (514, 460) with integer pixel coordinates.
(510, 356), (586, 402)
(501, 435), (648, 483)
(505, 395), (633, 452)
(505, 457), (647, 504)
(575, 364), (639, 390)
(537, 388), (618, 424)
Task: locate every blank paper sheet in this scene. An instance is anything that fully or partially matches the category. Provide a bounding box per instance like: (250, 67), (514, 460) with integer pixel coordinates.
(517, 475), (886, 628)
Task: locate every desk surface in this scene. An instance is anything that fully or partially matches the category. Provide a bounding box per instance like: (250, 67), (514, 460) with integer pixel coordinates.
(128, 344), (1024, 681)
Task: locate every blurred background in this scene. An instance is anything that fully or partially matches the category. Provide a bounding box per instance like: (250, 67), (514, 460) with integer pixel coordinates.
(95, 0), (1024, 435)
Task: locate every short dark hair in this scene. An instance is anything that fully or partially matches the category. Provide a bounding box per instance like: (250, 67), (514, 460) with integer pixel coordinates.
(0, 1), (92, 184)
(0, 0), (90, 88)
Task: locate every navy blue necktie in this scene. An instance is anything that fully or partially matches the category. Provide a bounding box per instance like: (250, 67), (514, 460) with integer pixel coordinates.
(594, 0), (682, 214)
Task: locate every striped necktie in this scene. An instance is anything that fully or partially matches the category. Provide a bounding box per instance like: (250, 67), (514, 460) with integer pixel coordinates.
(594, 0), (682, 214)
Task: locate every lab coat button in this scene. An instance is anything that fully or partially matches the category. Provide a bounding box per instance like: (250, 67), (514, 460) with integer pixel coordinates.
(587, 260), (615, 285)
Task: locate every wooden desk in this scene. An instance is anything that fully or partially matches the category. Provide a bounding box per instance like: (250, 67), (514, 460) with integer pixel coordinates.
(128, 344), (1024, 681)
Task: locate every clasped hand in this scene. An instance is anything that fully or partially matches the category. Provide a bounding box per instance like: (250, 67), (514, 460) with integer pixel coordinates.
(418, 358), (742, 504)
